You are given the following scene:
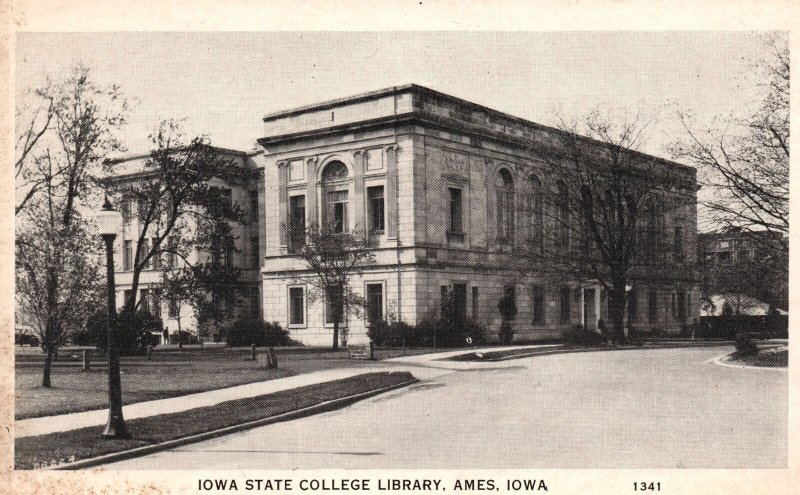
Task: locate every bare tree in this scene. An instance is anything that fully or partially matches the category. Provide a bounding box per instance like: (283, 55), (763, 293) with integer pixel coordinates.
(104, 120), (251, 339)
(292, 224), (376, 349)
(15, 90), (54, 215)
(671, 34), (788, 244)
(15, 65), (130, 386)
(523, 110), (692, 343)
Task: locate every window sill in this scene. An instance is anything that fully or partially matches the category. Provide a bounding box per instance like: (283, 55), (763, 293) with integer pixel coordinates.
(447, 231), (465, 244)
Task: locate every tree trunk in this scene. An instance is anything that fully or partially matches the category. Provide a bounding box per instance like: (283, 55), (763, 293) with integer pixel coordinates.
(42, 344), (54, 387)
(608, 282), (627, 345)
(332, 320), (339, 350)
(177, 314), (183, 349)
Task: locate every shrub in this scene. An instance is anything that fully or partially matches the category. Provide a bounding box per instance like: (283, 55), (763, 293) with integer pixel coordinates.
(563, 327), (608, 346)
(225, 319), (291, 347)
(734, 333), (759, 356)
(498, 321), (514, 344)
(90, 309), (162, 356)
(368, 320), (420, 347)
(69, 328), (96, 346)
(168, 330), (199, 345)
(369, 318), (486, 348)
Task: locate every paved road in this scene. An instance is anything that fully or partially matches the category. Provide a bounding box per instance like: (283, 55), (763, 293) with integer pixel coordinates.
(108, 346), (787, 469)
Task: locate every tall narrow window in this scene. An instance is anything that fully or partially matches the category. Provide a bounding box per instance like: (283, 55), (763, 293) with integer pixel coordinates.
(366, 283), (384, 325)
(674, 225), (684, 261)
(559, 286), (571, 323)
(321, 161), (349, 234)
(648, 291), (658, 323)
(628, 290), (638, 322)
(168, 297), (179, 318)
(120, 198), (131, 223)
(250, 190), (259, 224)
(140, 239), (150, 270)
(671, 293), (677, 318)
(367, 186), (385, 233)
(328, 190), (349, 234)
(471, 287), (479, 319)
(251, 235), (260, 269)
(123, 240), (133, 271)
(677, 290), (687, 321)
(151, 289), (162, 318)
(288, 287), (305, 326)
(224, 237), (234, 268)
(503, 285), (517, 321)
(166, 236), (177, 268)
(251, 287), (261, 319)
(140, 289), (150, 313)
(325, 285), (344, 325)
(453, 283), (467, 322)
(496, 169), (514, 241)
(289, 195), (306, 252)
(529, 176), (543, 252)
(532, 285), (544, 324)
(448, 188), (464, 242)
(557, 181), (569, 248)
(151, 237), (161, 269)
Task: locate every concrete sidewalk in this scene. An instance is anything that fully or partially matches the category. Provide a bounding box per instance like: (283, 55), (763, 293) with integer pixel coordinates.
(15, 358), (463, 438)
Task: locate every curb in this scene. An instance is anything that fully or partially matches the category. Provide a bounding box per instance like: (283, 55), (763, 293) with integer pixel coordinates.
(43, 376), (419, 470)
(463, 341), (735, 362)
(708, 349), (788, 372)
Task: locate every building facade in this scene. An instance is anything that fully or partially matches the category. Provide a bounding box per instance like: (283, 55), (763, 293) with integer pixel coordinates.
(257, 85), (701, 345)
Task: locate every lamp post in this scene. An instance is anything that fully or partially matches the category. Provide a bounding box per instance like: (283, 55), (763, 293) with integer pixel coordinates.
(97, 196), (130, 439)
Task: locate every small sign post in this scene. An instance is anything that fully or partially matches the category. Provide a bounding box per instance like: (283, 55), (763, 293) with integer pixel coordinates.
(348, 343), (374, 360)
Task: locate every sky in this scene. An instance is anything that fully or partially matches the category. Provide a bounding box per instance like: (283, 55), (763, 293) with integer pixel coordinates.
(16, 31), (769, 161)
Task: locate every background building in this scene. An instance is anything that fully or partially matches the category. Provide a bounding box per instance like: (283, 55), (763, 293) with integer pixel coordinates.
(107, 147), (266, 342)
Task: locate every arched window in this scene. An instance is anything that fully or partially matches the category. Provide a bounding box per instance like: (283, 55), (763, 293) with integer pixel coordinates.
(556, 180), (569, 248)
(529, 175), (544, 252)
(321, 161), (349, 233)
(496, 168), (515, 241)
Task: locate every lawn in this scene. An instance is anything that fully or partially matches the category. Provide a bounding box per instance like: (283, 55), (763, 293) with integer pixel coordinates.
(14, 345), (445, 419)
(15, 371), (415, 470)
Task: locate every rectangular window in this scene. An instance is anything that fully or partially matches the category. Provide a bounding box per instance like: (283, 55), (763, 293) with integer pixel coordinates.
(502, 285), (517, 321)
(628, 290), (638, 322)
(288, 287), (305, 326)
(367, 186), (385, 233)
(674, 226), (684, 260)
(532, 285), (545, 324)
(648, 291), (658, 323)
(137, 199), (148, 222)
(448, 188), (463, 233)
(251, 236), (260, 269)
(168, 297), (179, 318)
(328, 190), (348, 234)
(366, 283), (384, 325)
(471, 287), (479, 320)
(124, 290), (133, 308)
(453, 283), (467, 322)
(123, 240), (133, 271)
(289, 195), (306, 252)
(250, 190), (259, 224)
(441, 285), (449, 317)
(559, 287), (571, 323)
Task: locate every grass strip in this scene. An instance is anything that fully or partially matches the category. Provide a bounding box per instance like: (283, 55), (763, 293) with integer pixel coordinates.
(15, 371), (414, 470)
(727, 348), (788, 368)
